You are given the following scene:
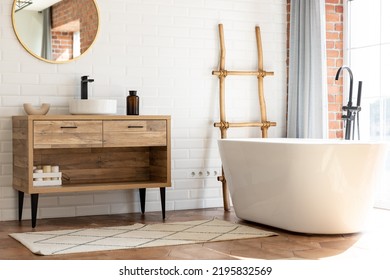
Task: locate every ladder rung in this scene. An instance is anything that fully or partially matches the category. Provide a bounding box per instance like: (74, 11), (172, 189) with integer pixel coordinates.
(212, 70), (274, 77)
(214, 121), (277, 128)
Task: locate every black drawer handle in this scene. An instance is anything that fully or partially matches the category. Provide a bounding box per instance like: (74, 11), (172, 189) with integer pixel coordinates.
(61, 126), (78, 129)
(127, 125), (144, 129)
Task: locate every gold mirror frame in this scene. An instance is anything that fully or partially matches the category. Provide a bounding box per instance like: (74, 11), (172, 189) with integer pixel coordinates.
(11, 0), (100, 64)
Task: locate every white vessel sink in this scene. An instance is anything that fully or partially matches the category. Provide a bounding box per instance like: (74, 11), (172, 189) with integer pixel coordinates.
(69, 99), (117, 115)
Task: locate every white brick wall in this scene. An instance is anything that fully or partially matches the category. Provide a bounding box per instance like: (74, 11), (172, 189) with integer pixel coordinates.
(0, 0), (287, 221)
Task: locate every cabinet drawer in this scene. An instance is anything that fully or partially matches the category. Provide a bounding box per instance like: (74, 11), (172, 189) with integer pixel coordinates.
(103, 120), (167, 147)
(34, 121), (103, 148)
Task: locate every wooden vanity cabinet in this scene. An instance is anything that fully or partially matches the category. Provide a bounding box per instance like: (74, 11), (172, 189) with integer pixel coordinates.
(12, 115), (171, 227)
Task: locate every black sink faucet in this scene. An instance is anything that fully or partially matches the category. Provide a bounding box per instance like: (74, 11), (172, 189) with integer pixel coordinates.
(81, 75), (94, 99)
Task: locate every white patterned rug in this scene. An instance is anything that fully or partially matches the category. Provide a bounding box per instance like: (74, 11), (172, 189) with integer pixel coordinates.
(9, 219), (277, 256)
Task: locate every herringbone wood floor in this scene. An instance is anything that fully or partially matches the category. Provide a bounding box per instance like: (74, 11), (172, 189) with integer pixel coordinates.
(1, 207), (389, 260)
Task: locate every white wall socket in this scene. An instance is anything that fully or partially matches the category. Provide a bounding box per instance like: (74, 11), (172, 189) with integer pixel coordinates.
(189, 169), (219, 178)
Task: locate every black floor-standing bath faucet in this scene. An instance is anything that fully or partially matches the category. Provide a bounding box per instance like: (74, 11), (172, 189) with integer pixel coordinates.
(335, 66), (362, 140)
(81, 75), (94, 99)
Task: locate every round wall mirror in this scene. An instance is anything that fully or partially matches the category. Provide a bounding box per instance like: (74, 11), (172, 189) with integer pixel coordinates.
(12, 0), (99, 63)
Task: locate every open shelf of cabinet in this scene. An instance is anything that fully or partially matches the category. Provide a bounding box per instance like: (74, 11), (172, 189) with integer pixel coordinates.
(12, 115), (171, 228)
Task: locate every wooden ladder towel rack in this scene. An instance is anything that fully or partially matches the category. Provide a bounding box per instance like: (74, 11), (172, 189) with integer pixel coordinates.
(212, 24), (277, 211)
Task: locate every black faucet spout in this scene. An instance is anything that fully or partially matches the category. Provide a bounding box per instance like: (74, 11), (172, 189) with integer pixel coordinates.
(335, 66), (353, 106)
(81, 75), (94, 99)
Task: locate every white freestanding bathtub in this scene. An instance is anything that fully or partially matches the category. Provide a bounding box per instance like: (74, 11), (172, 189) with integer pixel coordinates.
(218, 138), (388, 234)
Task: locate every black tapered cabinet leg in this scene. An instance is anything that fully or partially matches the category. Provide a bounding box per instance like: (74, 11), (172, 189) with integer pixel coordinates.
(139, 188), (146, 214)
(139, 187), (165, 219)
(160, 187), (166, 219)
(18, 191), (24, 221)
(31, 194), (39, 228)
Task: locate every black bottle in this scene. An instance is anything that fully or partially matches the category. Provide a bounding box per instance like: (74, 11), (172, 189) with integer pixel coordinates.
(127, 90), (139, 115)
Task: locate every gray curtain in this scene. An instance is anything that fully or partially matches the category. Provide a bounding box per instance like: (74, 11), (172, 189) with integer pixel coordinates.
(287, 0), (328, 138)
(41, 8), (52, 60)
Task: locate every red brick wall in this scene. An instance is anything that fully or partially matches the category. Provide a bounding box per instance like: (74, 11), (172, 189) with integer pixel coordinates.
(286, 0), (344, 139)
(51, 31), (73, 61)
(79, 0), (99, 54)
(326, 0), (344, 139)
(51, 0), (98, 60)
